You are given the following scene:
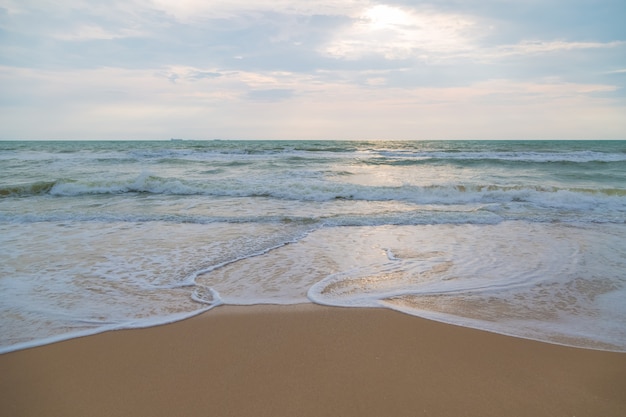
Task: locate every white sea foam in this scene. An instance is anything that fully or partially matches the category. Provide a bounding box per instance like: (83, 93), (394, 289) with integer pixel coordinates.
(0, 220), (310, 353)
(40, 173), (626, 214)
(306, 223), (626, 351)
(374, 150), (626, 163)
(0, 308), (215, 355)
(1, 140), (625, 353)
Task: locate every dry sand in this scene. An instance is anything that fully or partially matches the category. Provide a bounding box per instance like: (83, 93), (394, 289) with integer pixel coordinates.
(1, 304), (625, 417)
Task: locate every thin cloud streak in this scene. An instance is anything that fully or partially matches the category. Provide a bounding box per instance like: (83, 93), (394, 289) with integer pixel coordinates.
(489, 40), (625, 57)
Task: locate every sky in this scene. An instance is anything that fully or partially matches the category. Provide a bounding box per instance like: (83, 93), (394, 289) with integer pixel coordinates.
(1, 0), (625, 140)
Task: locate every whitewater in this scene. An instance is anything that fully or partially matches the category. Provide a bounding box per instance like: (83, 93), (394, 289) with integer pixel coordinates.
(1, 140), (625, 353)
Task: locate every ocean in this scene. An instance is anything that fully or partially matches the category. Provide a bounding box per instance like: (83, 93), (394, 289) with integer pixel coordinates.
(1, 140), (625, 353)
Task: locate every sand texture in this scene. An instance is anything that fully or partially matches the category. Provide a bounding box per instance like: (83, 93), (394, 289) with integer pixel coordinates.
(1, 304), (625, 417)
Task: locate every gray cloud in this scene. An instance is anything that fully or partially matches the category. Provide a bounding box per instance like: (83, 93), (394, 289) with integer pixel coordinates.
(246, 88), (295, 102)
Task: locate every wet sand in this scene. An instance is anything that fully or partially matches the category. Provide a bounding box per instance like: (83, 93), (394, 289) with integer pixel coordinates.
(1, 304), (625, 417)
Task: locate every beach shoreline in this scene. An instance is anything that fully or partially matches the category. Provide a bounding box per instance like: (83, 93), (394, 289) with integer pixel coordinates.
(1, 304), (625, 417)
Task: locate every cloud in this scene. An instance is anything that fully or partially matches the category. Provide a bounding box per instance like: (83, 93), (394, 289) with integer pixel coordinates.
(487, 40), (625, 58)
(321, 5), (484, 60)
(0, 0), (625, 139)
(246, 88), (295, 101)
(149, 0), (364, 22)
(51, 24), (146, 41)
(187, 71), (224, 80)
(2, 63), (622, 140)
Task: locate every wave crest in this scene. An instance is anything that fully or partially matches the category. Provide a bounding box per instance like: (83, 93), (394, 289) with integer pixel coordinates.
(0, 181), (56, 197)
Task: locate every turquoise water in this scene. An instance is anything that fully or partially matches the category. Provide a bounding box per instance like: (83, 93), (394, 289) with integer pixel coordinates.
(1, 140), (625, 352)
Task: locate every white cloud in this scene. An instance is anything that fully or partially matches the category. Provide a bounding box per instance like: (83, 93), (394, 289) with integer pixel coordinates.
(488, 40), (625, 58)
(2, 64), (623, 140)
(321, 5), (483, 60)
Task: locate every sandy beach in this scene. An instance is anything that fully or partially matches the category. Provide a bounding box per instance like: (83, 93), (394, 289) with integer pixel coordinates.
(1, 304), (625, 417)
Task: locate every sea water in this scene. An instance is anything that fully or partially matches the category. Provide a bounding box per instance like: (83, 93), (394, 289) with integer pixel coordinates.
(1, 140), (625, 353)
